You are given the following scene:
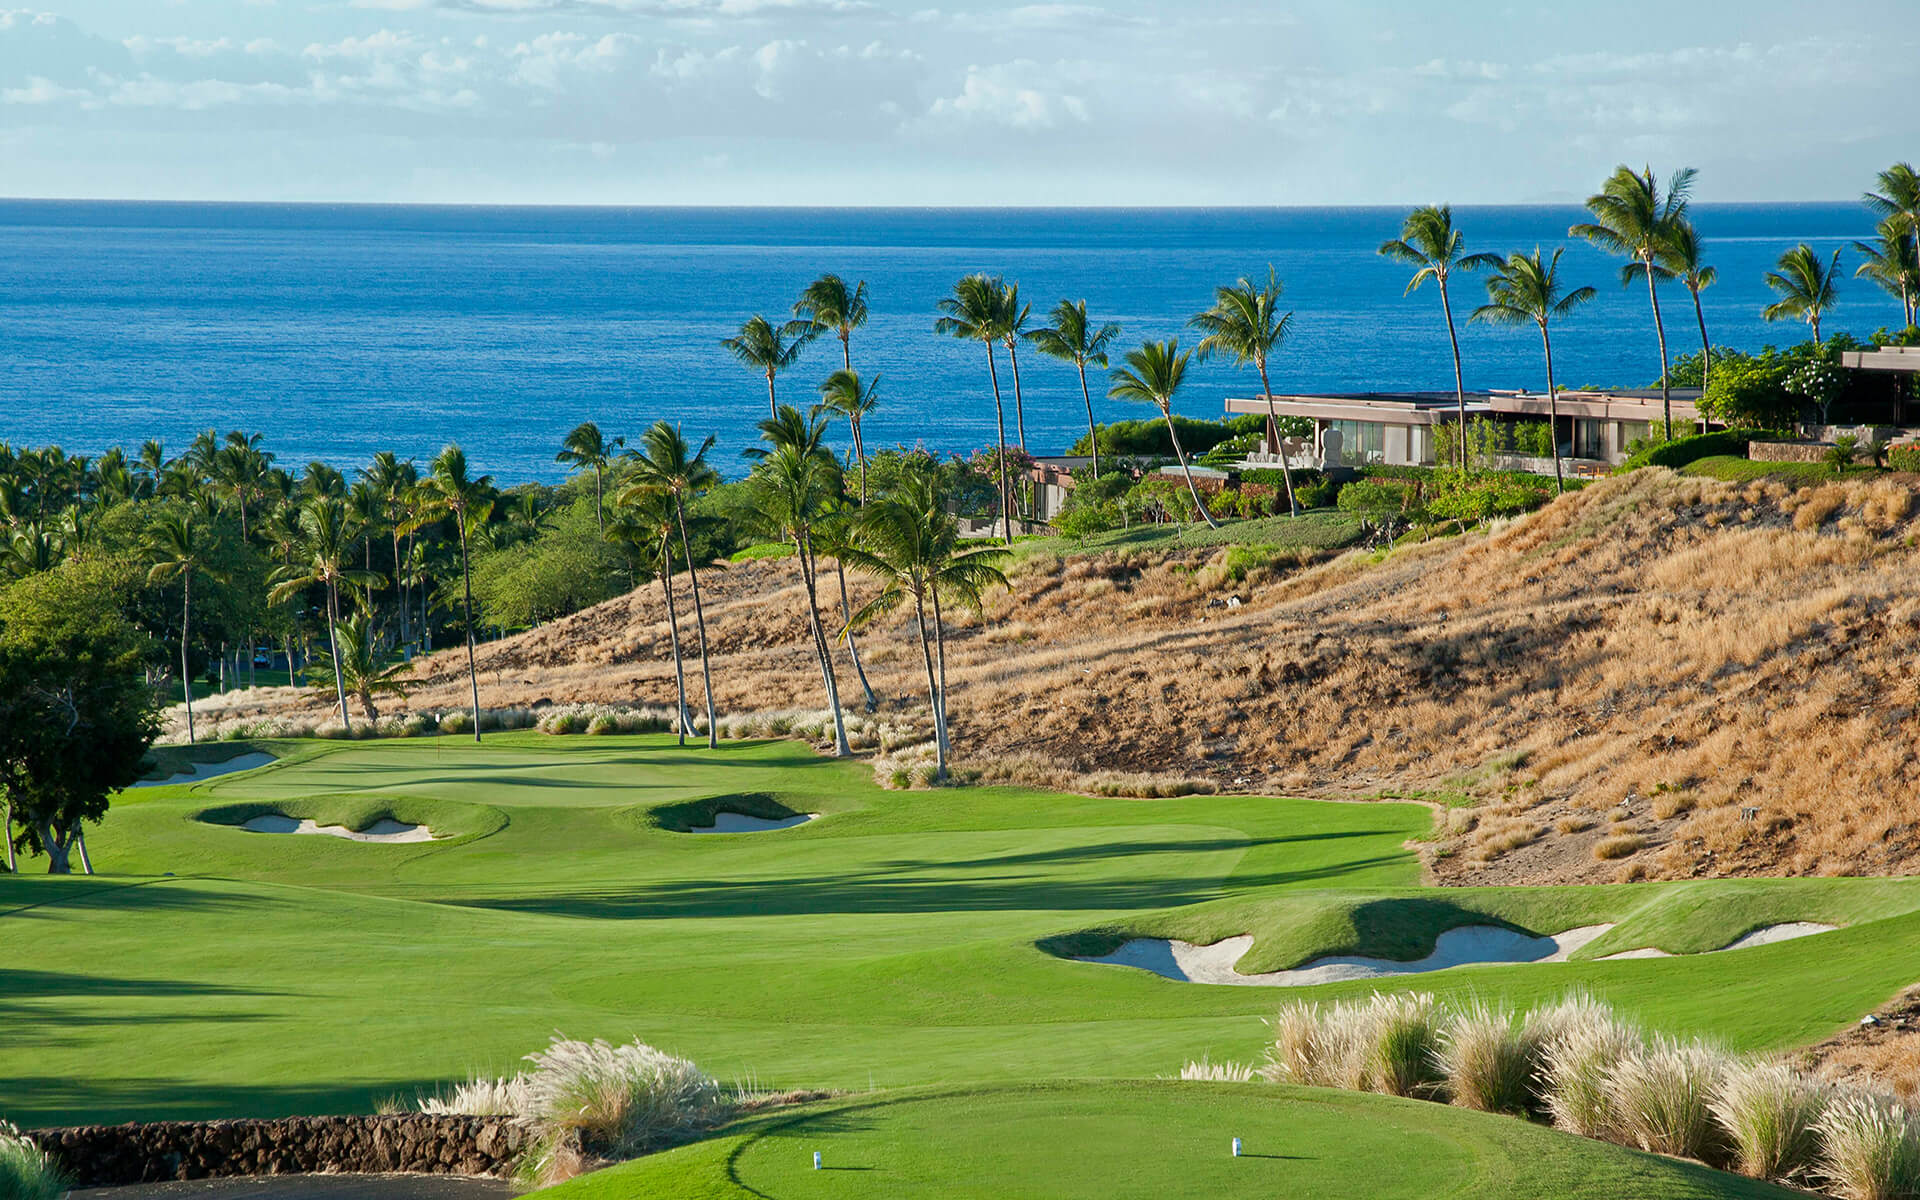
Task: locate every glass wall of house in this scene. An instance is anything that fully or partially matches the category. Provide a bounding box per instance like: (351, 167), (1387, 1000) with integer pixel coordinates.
(1328, 419), (1387, 465)
(1572, 419), (1606, 460)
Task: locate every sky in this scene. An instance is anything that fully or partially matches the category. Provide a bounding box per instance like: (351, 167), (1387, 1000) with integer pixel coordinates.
(0, 1), (1912, 206)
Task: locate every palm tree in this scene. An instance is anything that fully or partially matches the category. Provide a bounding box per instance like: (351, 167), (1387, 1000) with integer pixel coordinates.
(1109, 340), (1217, 529)
(744, 405), (852, 757)
(811, 500), (880, 713)
(1379, 206), (1501, 470)
(301, 611), (410, 722)
(1864, 163), (1920, 282)
(1763, 244), (1843, 344)
(1570, 165), (1696, 440)
(792, 274), (869, 373)
(1027, 299), (1120, 479)
(841, 468), (1009, 781)
(1663, 219), (1719, 389)
(996, 282), (1035, 451)
(610, 489), (698, 741)
(554, 421), (624, 535)
(417, 446), (495, 742)
(360, 451), (419, 649)
(1853, 216), (1920, 328)
(1471, 248), (1598, 494)
(818, 369), (880, 502)
(722, 314), (813, 421)
(145, 512), (227, 744)
(935, 274), (1016, 539)
(623, 422), (720, 748)
(1189, 267), (1301, 513)
(267, 497), (377, 732)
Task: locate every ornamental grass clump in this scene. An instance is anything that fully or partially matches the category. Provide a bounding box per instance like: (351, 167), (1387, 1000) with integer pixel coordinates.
(1179, 1056), (1256, 1083)
(1263, 1002), (1336, 1086)
(1816, 1091), (1920, 1200)
(0, 1120), (69, 1200)
(1712, 1061), (1830, 1182)
(1356, 992), (1446, 1098)
(1537, 1001), (1644, 1137)
(1604, 1037), (1731, 1164)
(1436, 1001), (1540, 1115)
(516, 1035), (727, 1184)
(417, 1074), (533, 1118)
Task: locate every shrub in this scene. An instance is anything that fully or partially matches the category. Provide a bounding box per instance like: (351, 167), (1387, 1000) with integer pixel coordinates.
(1699, 359), (1799, 429)
(1264, 1002), (1334, 1086)
(1179, 1056), (1257, 1083)
(0, 1121), (68, 1200)
(1424, 472), (1557, 523)
(1889, 444), (1920, 473)
(1816, 1090), (1920, 1200)
(1436, 1002), (1539, 1115)
(1594, 834), (1644, 860)
(1605, 1038), (1731, 1164)
(1536, 995), (1645, 1133)
(1622, 429), (1791, 472)
(1357, 992), (1446, 1098)
(1337, 480), (1415, 517)
(1827, 436), (1861, 478)
(518, 1036), (727, 1185)
(1712, 1062), (1829, 1181)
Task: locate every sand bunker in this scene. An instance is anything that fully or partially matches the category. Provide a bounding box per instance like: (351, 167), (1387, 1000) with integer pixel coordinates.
(1081, 921), (1842, 986)
(688, 811), (819, 833)
(240, 815), (436, 843)
(133, 752), (276, 788)
(1597, 922), (1838, 960)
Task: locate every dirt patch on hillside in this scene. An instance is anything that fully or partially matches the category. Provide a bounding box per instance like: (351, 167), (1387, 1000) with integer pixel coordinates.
(179, 470), (1920, 884)
(1797, 985), (1920, 1100)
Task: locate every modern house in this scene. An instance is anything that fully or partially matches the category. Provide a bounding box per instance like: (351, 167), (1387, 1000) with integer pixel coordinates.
(1222, 388), (1708, 472)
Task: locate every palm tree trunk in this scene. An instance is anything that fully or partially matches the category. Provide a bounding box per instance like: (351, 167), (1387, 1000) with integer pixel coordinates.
(1161, 408), (1220, 530)
(181, 575), (196, 744)
(325, 582), (353, 732)
(985, 344), (1013, 542)
(930, 584), (952, 765)
(851, 417), (868, 504)
(1645, 256), (1674, 440)
(1690, 285), (1712, 392)
(765, 369), (778, 423)
(1439, 278), (1467, 472)
(836, 559), (878, 712)
(593, 466), (605, 536)
(1076, 361), (1101, 479)
(674, 496), (719, 749)
(457, 517), (481, 742)
(1811, 314), (1822, 345)
(393, 531), (409, 652)
(658, 538), (694, 743)
(797, 535), (851, 758)
(1255, 359), (1298, 516)
(1541, 323), (1564, 495)
(911, 587), (945, 782)
(1006, 339), (1032, 533)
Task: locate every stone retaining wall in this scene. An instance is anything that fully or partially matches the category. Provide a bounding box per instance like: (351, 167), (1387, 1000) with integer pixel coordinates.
(26, 1115), (530, 1187)
(1749, 440), (1850, 464)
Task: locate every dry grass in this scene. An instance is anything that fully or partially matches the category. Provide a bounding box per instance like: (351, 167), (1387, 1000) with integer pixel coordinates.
(1594, 834), (1646, 861)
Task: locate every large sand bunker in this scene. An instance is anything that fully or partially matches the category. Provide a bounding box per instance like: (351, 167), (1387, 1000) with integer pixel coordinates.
(687, 811), (819, 833)
(133, 752), (276, 788)
(240, 815), (436, 844)
(1079, 922), (1840, 986)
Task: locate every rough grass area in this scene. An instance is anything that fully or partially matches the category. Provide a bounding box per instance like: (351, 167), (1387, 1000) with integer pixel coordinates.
(1680, 456), (1864, 487)
(529, 1082), (1799, 1200)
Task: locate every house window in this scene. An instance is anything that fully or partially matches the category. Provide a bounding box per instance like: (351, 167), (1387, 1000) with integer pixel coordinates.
(1329, 420), (1386, 465)
(1572, 419), (1605, 460)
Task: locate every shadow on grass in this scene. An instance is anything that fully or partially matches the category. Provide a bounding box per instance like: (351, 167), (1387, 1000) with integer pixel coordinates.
(5, 1076), (462, 1130)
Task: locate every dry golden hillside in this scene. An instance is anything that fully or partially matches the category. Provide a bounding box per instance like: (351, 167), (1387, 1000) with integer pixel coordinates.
(185, 468), (1920, 884)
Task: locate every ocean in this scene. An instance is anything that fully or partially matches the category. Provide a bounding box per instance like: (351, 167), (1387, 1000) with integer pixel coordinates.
(0, 200), (1891, 483)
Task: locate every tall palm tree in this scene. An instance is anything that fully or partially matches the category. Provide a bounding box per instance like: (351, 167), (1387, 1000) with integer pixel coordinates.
(1864, 163), (1920, 280)
(610, 489), (698, 741)
(1471, 248), (1598, 494)
(744, 405), (852, 757)
(304, 460), (346, 500)
(935, 273), (1016, 540)
(1853, 216), (1920, 328)
(623, 422), (720, 748)
(266, 497), (376, 733)
(555, 421), (624, 534)
(1763, 244), (1843, 344)
(1109, 339), (1217, 529)
(791, 274), (869, 373)
(1027, 299), (1120, 479)
(997, 281), (1035, 452)
(360, 451), (419, 649)
(1379, 206), (1501, 470)
(417, 446), (495, 742)
(841, 468), (1009, 781)
(818, 369), (880, 502)
(811, 500), (880, 714)
(145, 511), (228, 745)
(1189, 267), (1301, 513)
(300, 611), (410, 722)
(722, 314), (813, 422)
(1570, 165), (1696, 439)
(1663, 218), (1718, 389)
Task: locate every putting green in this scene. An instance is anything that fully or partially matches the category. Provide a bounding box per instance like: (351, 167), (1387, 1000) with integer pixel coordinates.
(534, 1082), (1798, 1200)
(4, 733), (1920, 1135)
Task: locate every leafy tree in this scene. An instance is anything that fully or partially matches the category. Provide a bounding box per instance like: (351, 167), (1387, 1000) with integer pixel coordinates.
(1471, 247), (1598, 492)
(935, 274), (1017, 540)
(1852, 217), (1919, 330)
(791, 274), (869, 374)
(1379, 206), (1501, 469)
(1571, 165), (1696, 438)
(144, 511), (227, 744)
(1026, 299), (1120, 478)
(554, 422), (625, 536)
(1189, 267), (1301, 513)
(722, 314), (814, 422)
(470, 498), (624, 629)
(1108, 339), (1217, 529)
(1763, 244), (1843, 344)
(1699, 358), (1799, 428)
(417, 447), (494, 742)
(622, 422), (721, 749)
(0, 561), (159, 874)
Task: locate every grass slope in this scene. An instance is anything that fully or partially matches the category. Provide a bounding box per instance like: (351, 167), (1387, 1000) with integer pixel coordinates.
(536, 1082), (1797, 1200)
(3, 733), (1916, 1133)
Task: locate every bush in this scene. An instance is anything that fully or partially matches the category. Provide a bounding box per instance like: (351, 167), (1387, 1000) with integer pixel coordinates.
(419, 1075), (534, 1117)
(1337, 480), (1416, 517)
(1889, 444), (1920, 473)
(1622, 429), (1790, 471)
(1700, 359), (1799, 429)
(1712, 1062), (1829, 1181)
(0, 1122), (68, 1200)
(1816, 1091), (1920, 1200)
(1605, 1039), (1731, 1164)
(1828, 436), (1861, 477)
(1425, 471), (1557, 522)
(1436, 1002), (1539, 1115)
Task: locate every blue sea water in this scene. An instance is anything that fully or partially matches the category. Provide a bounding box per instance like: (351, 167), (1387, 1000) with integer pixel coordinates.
(0, 200), (1893, 483)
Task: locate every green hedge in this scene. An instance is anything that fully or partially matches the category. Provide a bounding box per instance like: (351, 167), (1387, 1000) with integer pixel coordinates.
(1890, 445), (1920, 473)
(1622, 429), (1792, 471)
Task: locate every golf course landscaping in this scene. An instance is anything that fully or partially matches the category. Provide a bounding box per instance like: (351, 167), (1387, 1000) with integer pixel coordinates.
(5, 732), (1918, 1197)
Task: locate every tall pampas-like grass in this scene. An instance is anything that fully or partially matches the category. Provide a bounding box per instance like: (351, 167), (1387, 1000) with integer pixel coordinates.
(1816, 1091), (1920, 1200)
(1179, 1056), (1257, 1083)
(1436, 1001), (1540, 1115)
(0, 1121), (68, 1200)
(1712, 1061), (1830, 1181)
(1604, 1038), (1731, 1164)
(1535, 994), (1645, 1134)
(417, 1074), (534, 1118)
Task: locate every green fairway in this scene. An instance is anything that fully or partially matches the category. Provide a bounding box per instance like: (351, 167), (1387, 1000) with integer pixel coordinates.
(534, 1082), (1798, 1200)
(4, 732), (1919, 1139)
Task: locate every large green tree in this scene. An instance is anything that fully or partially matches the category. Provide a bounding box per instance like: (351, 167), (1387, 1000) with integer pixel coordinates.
(1662, 219), (1718, 391)
(1852, 217), (1919, 329)
(1471, 247), (1598, 493)
(1379, 206), (1501, 470)
(722, 315), (814, 422)
(791, 274), (870, 374)
(1189, 268), (1300, 513)
(268, 497), (378, 733)
(818, 369), (880, 502)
